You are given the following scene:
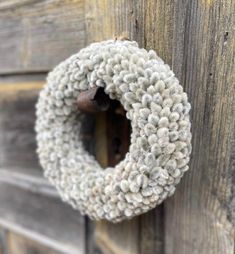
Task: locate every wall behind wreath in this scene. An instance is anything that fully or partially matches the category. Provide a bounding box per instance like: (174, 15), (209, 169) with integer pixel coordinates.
(0, 0), (234, 254)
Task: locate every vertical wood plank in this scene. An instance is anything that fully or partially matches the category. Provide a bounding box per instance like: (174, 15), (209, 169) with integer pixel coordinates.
(139, 2), (178, 253)
(85, 1), (170, 254)
(164, 0), (235, 253)
(0, 227), (7, 254)
(85, 1), (141, 252)
(143, 0), (174, 64)
(139, 207), (164, 254)
(95, 219), (140, 254)
(85, 0), (144, 44)
(229, 134), (235, 226)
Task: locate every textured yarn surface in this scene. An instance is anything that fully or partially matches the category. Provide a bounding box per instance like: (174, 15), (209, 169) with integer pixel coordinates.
(35, 39), (192, 222)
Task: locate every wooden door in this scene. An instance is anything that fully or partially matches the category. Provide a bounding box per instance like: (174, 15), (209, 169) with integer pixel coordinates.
(0, 1), (234, 254)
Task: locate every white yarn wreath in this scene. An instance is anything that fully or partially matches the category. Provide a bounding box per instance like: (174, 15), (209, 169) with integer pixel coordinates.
(35, 39), (192, 222)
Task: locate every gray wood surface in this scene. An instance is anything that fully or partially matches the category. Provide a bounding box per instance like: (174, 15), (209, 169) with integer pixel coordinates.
(87, 1), (235, 253)
(230, 134), (235, 227)
(164, 1), (235, 253)
(0, 226), (67, 254)
(0, 0), (234, 253)
(0, 0), (85, 74)
(0, 180), (85, 254)
(0, 77), (95, 254)
(0, 81), (43, 176)
(86, 1), (170, 253)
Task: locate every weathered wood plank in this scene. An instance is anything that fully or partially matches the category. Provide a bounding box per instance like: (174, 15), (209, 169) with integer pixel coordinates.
(0, 76), (96, 178)
(85, 0), (144, 44)
(0, 169), (58, 198)
(0, 76), (99, 254)
(85, 1), (165, 254)
(0, 227), (7, 254)
(143, 0), (174, 64)
(0, 0), (85, 74)
(229, 134), (235, 226)
(86, 1), (235, 254)
(95, 219), (139, 254)
(164, 0), (235, 253)
(7, 230), (65, 254)
(0, 182), (85, 254)
(139, 207), (164, 254)
(0, 1), (234, 254)
(0, 73), (46, 84)
(0, 81), (43, 176)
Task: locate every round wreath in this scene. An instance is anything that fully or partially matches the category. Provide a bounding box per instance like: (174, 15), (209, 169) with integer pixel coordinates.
(35, 39), (191, 222)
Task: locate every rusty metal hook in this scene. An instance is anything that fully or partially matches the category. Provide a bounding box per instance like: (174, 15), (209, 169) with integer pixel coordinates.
(77, 87), (110, 113)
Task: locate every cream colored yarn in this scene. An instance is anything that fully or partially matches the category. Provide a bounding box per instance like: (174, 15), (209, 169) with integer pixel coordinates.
(35, 39), (192, 222)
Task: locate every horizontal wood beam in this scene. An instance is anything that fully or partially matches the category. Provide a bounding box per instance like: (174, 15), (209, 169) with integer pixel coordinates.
(0, 0), (85, 74)
(0, 170), (58, 198)
(0, 182), (85, 254)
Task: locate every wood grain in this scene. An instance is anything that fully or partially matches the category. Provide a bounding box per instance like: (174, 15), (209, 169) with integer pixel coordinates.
(0, 0), (85, 74)
(0, 169), (58, 198)
(0, 82), (43, 176)
(84, 1), (180, 254)
(95, 219), (139, 254)
(0, 227), (7, 254)
(0, 85), (41, 177)
(7, 230), (65, 254)
(0, 77), (99, 253)
(0, 0), (234, 253)
(85, 0), (144, 44)
(164, 0), (235, 253)
(229, 134), (235, 226)
(0, 182), (85, 254)
(87, 1), (235, 254)
(143, 0), (174, 64)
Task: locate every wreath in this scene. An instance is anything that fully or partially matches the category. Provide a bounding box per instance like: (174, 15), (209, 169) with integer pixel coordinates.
(35, 39), (191, 222)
